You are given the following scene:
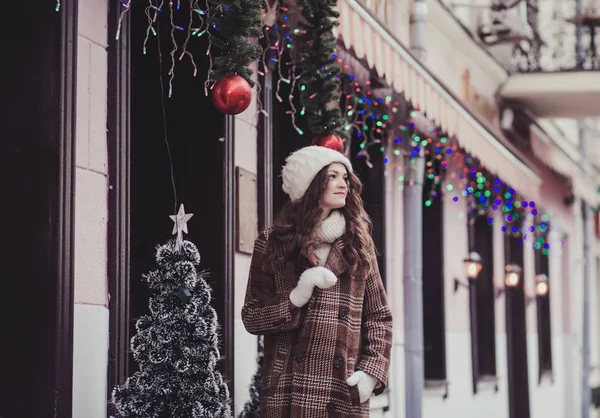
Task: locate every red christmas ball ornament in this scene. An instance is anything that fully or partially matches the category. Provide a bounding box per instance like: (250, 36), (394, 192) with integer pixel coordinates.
(211, 75), (253, 115)
(311, 132), (344, 153)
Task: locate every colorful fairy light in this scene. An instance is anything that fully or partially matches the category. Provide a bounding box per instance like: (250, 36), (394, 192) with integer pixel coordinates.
(258, 2), (306, 134)
(114, 0), (213, 96)
(256, 5), (563, 255)
(393, 109), (564, 255)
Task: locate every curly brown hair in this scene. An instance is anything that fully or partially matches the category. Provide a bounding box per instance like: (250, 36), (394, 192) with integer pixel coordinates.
(264, 164), (374, 279)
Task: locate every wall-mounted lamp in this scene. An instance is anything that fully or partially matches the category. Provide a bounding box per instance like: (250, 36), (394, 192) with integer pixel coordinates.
(535, 274), (549, 296)
(454, 252), (483, 292)
(526, 274), (549, 306)
(465, 252), (483, 280)
(496, 264), (522, 298)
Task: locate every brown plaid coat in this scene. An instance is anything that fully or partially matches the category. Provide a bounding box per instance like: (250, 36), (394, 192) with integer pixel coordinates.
(241, 229), (393, 417)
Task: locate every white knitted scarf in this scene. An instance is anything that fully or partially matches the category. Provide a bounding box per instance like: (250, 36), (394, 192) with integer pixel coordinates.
(314, 210), (346, 265)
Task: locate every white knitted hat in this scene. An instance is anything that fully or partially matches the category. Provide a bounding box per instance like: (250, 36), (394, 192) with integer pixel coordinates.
(282, 145), (353, 202)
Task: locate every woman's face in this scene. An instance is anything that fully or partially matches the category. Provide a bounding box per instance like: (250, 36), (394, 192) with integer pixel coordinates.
(320, 162), (349, 216)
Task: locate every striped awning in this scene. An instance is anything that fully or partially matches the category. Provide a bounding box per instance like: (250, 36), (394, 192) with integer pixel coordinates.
(335, 0), (542, 197)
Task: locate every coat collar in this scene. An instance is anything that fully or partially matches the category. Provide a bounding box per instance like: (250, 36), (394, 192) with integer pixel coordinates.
(323, 238), (349, 277)
(291, 239), (349, 278)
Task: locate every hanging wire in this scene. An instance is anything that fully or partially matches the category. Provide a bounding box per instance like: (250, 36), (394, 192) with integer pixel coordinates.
(155, 3), (179, 215)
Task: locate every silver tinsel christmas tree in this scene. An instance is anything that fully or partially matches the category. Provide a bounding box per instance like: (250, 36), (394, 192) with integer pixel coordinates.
(112, 238), (232, 418)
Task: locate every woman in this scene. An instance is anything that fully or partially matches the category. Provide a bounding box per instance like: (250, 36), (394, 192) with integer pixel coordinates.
(242, 145), (393, 417)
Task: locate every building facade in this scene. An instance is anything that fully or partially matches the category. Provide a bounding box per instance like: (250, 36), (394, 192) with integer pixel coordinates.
(3, 0), (600, 418)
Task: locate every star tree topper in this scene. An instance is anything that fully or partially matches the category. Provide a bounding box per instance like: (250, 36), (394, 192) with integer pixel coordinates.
(170, 204), (194, 250)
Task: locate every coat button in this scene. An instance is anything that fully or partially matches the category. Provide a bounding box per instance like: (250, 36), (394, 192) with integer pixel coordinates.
(339, 308), (348, 319)
(272, 318), (283, 326)
(295, 351), (306, 362)
(333, 356), (344, 369)
(327, 402), (336, 411)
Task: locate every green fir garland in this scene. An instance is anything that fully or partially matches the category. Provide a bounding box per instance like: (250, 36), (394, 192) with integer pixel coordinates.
(209, 0), (263, 86)
(296, 0), (347, 138)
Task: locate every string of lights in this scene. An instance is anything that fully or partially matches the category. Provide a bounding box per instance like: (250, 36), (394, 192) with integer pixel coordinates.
(103, 0), (563, 256)
(258, 2), (307, 135)
(405, 116), (562, 256)
(114, 0), (263, 99)
(256, 10), (563, 255)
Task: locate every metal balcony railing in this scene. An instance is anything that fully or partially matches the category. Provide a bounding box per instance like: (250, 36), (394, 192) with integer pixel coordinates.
(512, 0), (600, 72)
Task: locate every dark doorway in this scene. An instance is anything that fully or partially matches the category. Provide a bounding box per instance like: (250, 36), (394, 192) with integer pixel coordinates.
(505, 232), (530, 418)
(126, 0), (232, 396)
(0, 2), (76, 417)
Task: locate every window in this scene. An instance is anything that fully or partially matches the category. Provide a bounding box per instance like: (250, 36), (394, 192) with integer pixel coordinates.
(469, 214), (497, 390)
(504, 227), (531, 418)
(535, 230), (553, 383)
(126, 0), (234, 396)
(422, 159), (447, 382)
(350, 131), (386, 285)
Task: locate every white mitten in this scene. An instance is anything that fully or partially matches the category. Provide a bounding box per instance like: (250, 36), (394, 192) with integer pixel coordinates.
(289, 266), (338, 308)
(313, 267), (338, 289)
(346, 371), (378, 403)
